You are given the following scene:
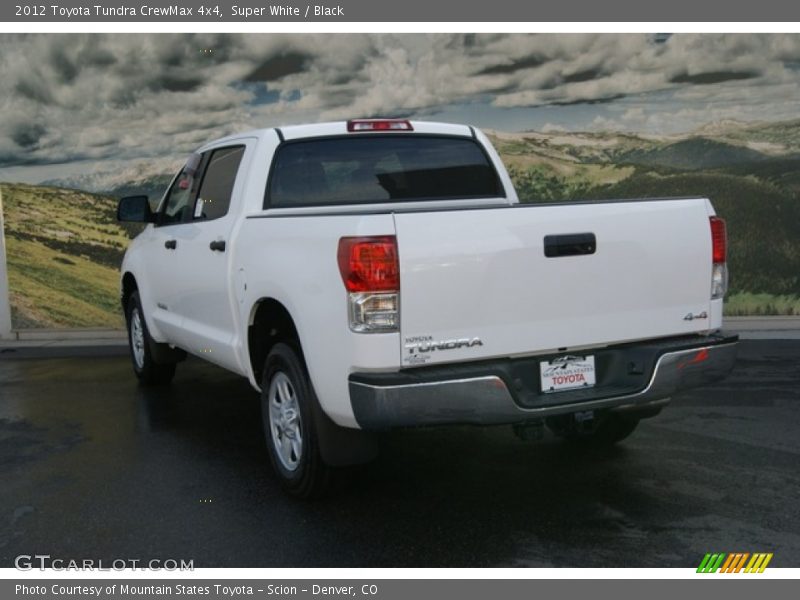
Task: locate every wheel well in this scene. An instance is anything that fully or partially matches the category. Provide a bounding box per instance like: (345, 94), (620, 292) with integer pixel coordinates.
(248, 299), (300, 381)
(121, 273), (138, 313)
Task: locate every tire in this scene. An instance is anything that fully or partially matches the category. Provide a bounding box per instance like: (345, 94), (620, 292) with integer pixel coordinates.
(261, 343), (332, 498)
(546, 411), (639, 446)
(126, 291), (176, 386)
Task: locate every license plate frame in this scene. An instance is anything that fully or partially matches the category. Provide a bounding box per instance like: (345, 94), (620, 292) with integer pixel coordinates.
(540, 355), (597, 393)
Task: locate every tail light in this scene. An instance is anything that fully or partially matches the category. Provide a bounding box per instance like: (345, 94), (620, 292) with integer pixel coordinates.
(710, 216), (728, 299)
(338, 236), (400, 332)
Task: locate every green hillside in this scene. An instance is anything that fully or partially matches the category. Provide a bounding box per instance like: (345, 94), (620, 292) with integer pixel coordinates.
(711, 119), (800, 154)
(1, 182), (133, 328)
(620, 138), (772, 170)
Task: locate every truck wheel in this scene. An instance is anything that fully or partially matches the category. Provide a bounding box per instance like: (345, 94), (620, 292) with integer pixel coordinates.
(126, 291), (176, 385)
(261, 343), (331, 498)
(546, 412), (639, 446)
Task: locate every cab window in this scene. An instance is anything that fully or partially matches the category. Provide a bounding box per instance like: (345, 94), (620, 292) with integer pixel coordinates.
(267, 135), (503, 208)
(192, 146), (245, 221)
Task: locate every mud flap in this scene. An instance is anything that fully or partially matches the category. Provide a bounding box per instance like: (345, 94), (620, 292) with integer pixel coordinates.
(310, 396), (379, 467)
(147, 337), (187, 365)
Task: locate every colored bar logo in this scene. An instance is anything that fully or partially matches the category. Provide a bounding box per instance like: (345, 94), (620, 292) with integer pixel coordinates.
(697, 553), (773, 573)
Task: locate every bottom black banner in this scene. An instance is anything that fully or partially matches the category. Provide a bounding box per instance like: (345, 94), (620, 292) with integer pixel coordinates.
(3, 579), (795, 600)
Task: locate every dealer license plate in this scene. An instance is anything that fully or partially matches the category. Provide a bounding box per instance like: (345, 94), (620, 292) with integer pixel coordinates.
(539, 355), (596, 393)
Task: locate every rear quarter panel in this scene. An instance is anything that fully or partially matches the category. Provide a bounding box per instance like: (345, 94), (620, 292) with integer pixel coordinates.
(235, 213), (401, 427)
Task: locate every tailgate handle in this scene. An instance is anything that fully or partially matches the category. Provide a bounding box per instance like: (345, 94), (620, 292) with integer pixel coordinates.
(544, 233), (596, 258)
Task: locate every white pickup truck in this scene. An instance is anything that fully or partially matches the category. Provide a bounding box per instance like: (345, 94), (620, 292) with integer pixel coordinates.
(117, 119), (738, 497)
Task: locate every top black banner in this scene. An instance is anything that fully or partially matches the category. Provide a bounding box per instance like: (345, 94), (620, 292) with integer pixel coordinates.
(4, 0), (800, 22)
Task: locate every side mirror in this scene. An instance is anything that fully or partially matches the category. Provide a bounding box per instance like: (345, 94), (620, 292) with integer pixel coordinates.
(117, 195), (154, 223)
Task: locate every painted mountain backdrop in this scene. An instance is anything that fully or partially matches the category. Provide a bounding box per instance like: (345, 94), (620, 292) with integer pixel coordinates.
(2, 118), (799, 328)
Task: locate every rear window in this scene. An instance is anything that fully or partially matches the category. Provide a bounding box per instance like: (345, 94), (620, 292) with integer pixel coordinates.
(266, 135), (504, 208)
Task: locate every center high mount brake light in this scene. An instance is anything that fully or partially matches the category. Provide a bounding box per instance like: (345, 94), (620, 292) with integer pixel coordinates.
(347, 119), (414, 132)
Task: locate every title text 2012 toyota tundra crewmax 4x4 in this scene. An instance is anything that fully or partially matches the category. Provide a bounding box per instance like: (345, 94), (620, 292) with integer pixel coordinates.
(117, 119), (738, 497)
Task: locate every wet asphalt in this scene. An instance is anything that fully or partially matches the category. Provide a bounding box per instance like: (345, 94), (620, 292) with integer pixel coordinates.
(0, 340), (798, 568)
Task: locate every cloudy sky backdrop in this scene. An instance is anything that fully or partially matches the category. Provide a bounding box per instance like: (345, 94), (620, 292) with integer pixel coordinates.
(1, 33), (799, 184)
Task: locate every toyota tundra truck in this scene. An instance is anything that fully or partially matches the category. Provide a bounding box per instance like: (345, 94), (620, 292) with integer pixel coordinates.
(117, 119), (738, 497)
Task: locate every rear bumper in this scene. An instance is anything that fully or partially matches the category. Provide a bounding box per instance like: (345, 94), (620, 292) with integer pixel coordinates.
(349, 333), (738, 430)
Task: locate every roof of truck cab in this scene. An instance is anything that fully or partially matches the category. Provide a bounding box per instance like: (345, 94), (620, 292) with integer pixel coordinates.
(199, 120), (475, 150)
(279, 120), (474, 140)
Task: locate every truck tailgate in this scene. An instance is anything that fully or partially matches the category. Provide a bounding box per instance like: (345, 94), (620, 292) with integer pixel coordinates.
(395, 198), (715, 367)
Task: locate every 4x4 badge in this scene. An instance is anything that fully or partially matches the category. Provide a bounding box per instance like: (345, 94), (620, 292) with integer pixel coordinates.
(683, 311), (708, 321)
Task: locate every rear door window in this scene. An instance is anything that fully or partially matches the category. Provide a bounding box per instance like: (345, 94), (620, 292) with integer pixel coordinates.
(267, 135), (504, 208)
